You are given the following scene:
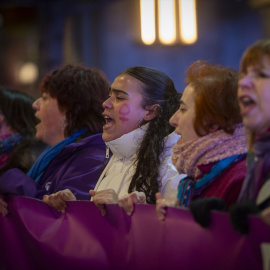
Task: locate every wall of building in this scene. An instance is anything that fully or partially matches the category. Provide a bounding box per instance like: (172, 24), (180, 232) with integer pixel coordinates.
(0, 0), (264, 95)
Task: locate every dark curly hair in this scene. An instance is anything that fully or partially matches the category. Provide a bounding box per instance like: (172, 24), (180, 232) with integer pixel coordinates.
(0, 87), (37, 137)
(121, 66), (180, 204)
(40, 64), (109, 137)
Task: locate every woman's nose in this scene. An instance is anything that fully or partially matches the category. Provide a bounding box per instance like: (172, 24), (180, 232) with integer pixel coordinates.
(238, 74), (253, 90)
(169, 111), (178, 127)
(102, 96), (113, 109)
(32, 98), (40, 111)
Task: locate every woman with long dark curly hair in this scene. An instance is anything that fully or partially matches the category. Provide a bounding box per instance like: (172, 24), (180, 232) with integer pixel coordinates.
(44, 66), (185, 215)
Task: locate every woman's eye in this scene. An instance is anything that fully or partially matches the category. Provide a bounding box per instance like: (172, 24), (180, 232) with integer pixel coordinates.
(179, 106), (186, 112)
(258, 72), (270, 79)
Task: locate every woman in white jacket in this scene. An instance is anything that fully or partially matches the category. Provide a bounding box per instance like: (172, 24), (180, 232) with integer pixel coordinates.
(44, 66), (186, 215)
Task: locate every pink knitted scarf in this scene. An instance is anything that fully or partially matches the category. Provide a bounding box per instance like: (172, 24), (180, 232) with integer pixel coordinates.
(171, 124), (248, 179)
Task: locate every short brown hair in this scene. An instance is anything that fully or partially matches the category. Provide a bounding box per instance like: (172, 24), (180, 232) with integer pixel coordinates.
(40, 64), (109, 137)
(240, 39), (270, 74)
(185, 61), (241, 136)
(239, 39), (270, 152)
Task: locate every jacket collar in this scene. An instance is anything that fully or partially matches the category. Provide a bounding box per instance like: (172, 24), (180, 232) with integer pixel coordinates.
(106, 124), (148, 159)
(106, 123), (180, 160)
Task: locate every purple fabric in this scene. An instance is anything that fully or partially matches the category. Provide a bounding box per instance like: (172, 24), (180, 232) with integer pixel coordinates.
(0, 195), (269, 270)
(238, 129), (270, 202)
(0, 134), (108, 200)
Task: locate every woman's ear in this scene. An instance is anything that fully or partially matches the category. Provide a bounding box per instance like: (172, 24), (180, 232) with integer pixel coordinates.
(144, 104), (160, 121)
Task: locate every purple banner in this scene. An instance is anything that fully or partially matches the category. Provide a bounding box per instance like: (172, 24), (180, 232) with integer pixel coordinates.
(0, 195), (269, 270)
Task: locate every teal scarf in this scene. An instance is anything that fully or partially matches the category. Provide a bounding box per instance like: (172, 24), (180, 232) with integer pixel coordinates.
(177, 154), (246, 207)
(27, 128), (86, 183)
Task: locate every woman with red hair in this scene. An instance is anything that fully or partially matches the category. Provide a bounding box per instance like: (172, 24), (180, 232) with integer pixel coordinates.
(156, 61), (248, 221)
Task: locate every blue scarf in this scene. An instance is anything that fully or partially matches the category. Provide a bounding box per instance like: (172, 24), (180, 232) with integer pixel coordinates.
(0, 133), (24, 154)
(27, 128), (86, 183)
(177, 154), (246, 207)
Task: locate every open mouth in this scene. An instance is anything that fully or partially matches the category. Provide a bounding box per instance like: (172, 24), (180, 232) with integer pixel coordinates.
(35, 115), (41, 125)
(104, 115), (114, 127)
(240, 96), (255, 107)
(239, 96), (256, 116)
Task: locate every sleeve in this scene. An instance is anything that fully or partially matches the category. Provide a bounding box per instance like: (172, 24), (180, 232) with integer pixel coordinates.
(158, 155), (186, 198)
(0, 168), (45, 198)
(46, 150), (108, 201)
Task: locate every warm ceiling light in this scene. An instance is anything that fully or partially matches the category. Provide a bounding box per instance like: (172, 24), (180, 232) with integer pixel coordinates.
(179, 0), (197, 44)
(158, 0), (176, 44)
(140, 0), (156, 45)
(18, 62), (38, 84)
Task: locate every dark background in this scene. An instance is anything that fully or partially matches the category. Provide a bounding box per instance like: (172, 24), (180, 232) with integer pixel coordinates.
(0, 0), (267, 97)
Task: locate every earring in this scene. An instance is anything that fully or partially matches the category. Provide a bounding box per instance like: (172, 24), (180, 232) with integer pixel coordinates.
(62, 119), (67, 130)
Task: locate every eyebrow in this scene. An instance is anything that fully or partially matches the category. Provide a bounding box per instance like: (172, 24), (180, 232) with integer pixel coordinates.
(109, 87), (129, 96)
(180, 100), (185, 106)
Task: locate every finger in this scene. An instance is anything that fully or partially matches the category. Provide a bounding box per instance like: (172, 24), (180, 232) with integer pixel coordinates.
(155, 192), (163, 201)
(157, 210), (165, 221)
(133, 192), (146, 204)
(126, 198), (134, 216)
(60, 190), (75, 201)
(48, 194), (66, 213)
(43, 195), (49, 204)
(130, 193), (138, 204)
(117, 197), (125, 208)
(156, 204), (167, 221)
(89, 190), (96, 197)
(55, 195), (67, 213)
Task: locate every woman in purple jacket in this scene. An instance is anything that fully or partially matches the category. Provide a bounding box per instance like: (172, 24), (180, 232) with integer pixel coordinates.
(0, 64), (109, 216)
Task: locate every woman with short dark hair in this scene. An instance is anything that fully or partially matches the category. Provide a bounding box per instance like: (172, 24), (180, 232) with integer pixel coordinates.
(0, 64), (110, 216)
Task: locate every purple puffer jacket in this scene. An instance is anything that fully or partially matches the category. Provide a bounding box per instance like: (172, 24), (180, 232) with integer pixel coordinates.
(0, 133), (108, 200)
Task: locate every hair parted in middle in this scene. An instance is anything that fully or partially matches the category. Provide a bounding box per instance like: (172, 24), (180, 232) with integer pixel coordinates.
(40, 64), (110, 138)
(119, 66), (181, 204)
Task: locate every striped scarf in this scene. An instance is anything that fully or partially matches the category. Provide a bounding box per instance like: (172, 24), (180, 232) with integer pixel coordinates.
(172, 124), (247, 206)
